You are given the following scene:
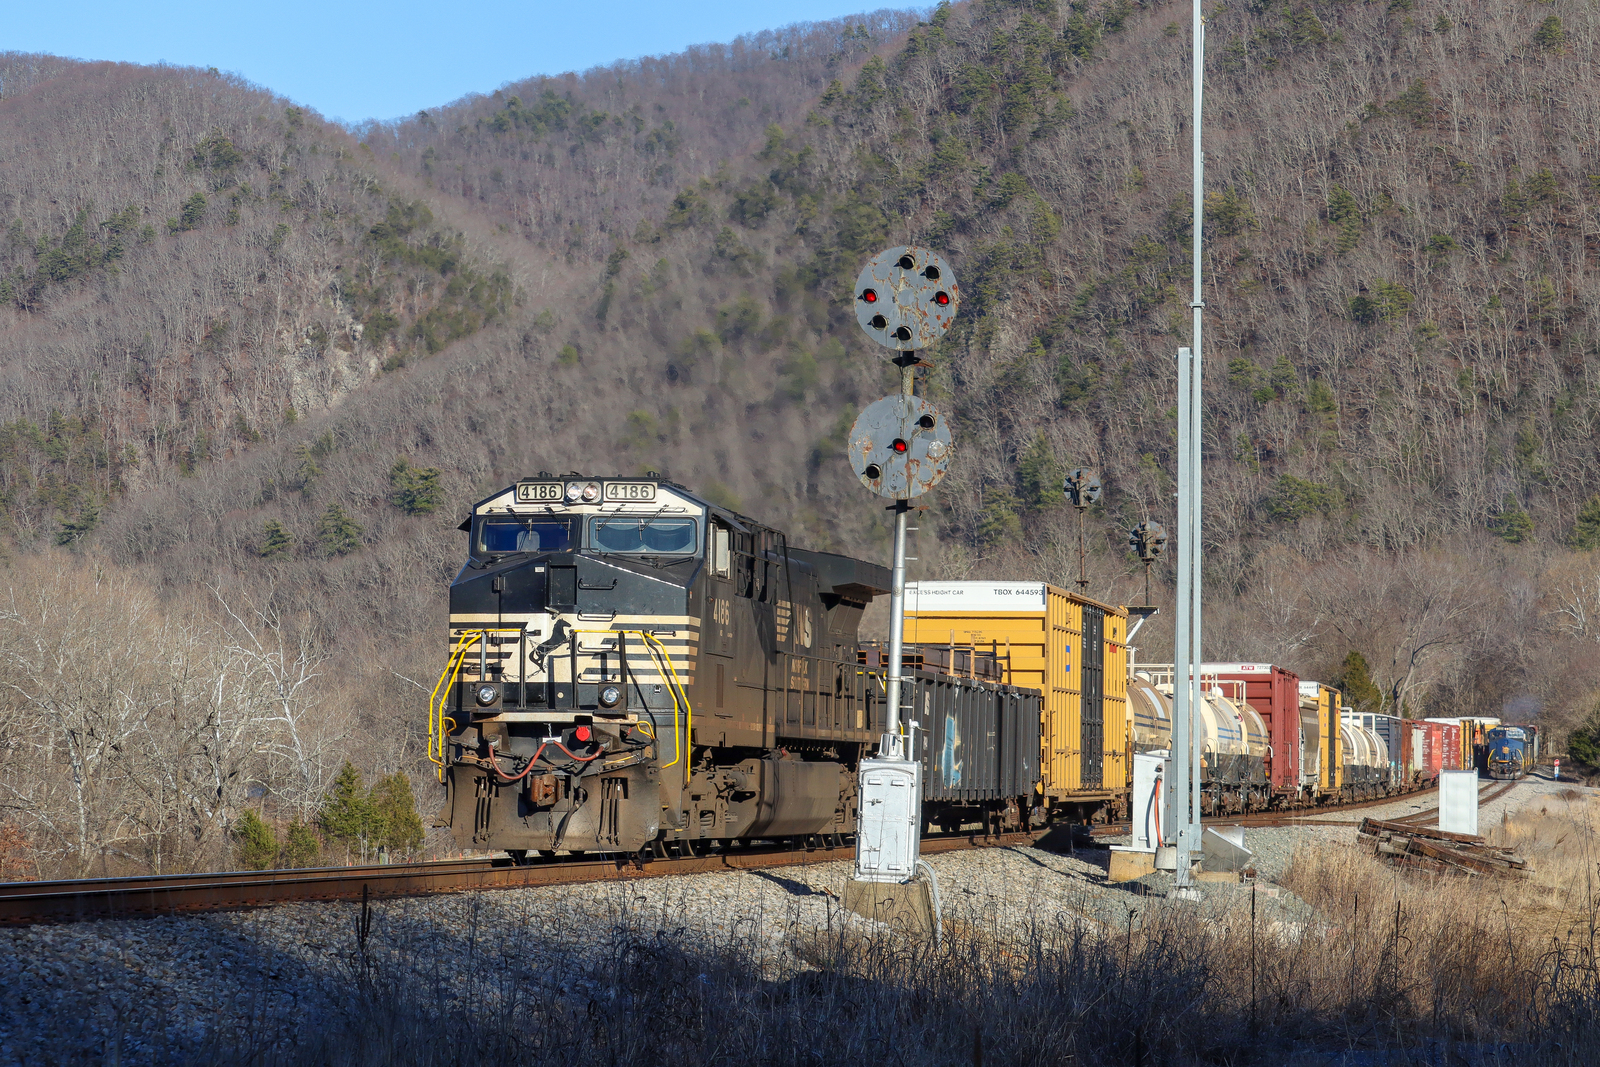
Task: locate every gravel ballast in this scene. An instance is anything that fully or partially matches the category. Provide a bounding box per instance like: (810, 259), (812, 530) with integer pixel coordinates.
(0, 777), (1588, 1066)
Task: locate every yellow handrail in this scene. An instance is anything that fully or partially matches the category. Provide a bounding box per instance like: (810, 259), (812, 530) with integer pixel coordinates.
(428, 634), (478, 780)
(429, 626), (695, 787)
(427, 628), (524, 782)
(573, 628), (693, 785)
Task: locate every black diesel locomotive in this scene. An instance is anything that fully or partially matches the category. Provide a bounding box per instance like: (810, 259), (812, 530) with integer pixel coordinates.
(429, 475), (1041, 859)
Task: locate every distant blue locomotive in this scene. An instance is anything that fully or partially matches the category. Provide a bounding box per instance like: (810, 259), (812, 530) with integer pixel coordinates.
(1485, 726), (1532, 780)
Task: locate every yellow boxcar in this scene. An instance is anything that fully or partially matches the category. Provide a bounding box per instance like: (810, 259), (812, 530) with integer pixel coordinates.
(904, 582), (1128, 814)
(1300, 681), (1342, 796)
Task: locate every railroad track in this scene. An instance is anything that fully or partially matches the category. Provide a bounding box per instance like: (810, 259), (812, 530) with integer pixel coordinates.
(1268, 779), (1522, 830)
(0, 830), (1041, 928)
(1088, 781), (1446, 836)
(1088, 777), (1526, 836)
(1294, 779), (1520, 829)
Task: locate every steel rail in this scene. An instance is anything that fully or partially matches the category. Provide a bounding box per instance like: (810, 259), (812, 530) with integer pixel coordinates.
(1090, 779), (1449, 836)
(1104, 779), (1522, 834)
(0, 831), (1043, 928)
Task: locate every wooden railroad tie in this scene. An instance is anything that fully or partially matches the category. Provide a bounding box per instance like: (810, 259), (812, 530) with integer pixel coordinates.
(1356, 817), (1531, 878)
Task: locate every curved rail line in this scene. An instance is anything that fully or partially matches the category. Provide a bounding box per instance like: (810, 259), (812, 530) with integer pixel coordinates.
(1090, 778), (1525, 836)
(1089, 781), (1446, 836)
(0, 831), (1042, 928)
(1289, 780), (1520, 829)
(1, 780), (1537, 928)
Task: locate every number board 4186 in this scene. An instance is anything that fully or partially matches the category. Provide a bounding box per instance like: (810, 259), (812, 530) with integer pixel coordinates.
(515, 482), (563, 503)
(603, 481), (656, 502)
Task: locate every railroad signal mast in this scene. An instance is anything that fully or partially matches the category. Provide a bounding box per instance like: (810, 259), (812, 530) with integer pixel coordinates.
(1063, 468), (1101, 592)
(1164, 0), (1207, 898)
(1128, 520), (1168, 609)
(845, 246), (958, 890)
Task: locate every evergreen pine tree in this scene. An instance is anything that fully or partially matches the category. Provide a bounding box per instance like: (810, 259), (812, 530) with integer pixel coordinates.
(317, 761), (375, 854)
(315, 504), (363, 555)
(233, 809), (279, 871)
(976, 486), (1022, 544)
(369, 772), (425, 854)
(1568, 717), (1600, 771)
(1535, 15), (1567, 53)
(280, 820), (321, 868)
(1016, 432), (1063, 510)
(259, 519), (295, 559)
(1335, 650), (1384, 714)
(1571, 496), (1600, 550)
(389, 459), (445, 515)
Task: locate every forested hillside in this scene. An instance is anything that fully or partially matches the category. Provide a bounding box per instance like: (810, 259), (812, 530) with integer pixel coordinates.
(6, 0), (1600, 876)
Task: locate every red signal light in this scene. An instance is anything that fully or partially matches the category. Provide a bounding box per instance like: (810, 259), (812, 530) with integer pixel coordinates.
(574, 725), (592, 742)
(934, 291), (950, 306)
(892, 439), (908, 453)
(861, 289), (878, 303)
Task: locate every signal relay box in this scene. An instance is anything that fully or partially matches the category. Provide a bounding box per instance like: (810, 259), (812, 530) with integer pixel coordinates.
(853, 758), (922, 883)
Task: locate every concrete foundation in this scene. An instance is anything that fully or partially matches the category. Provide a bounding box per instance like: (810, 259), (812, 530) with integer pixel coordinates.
(1108, 847), (1156, 882)
(843, 877), (937, 938)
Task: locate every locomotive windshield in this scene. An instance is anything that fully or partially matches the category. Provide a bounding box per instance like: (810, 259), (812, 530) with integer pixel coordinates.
(587, 516), (698, 555)
(479, 517), (576, 554)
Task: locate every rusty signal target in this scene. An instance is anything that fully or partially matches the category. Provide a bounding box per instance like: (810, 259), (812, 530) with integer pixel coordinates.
(853, 246), (959, 351)
(848, 394), (953, 500)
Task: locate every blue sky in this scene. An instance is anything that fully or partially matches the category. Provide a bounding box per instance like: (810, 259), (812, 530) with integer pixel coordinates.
(7, 1), (907, 124)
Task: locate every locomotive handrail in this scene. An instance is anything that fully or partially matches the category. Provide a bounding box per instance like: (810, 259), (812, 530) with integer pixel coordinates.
(428, 628), (527, 782)
(571, 628), (693, 786)
(430, 627), (694, 787)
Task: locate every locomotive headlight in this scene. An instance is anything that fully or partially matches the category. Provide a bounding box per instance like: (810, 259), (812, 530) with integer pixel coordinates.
(565, 482), (583, 502)
(599, 685), (622, 708)
(474, 683), (500, 707)
(581, 482), (601, 502)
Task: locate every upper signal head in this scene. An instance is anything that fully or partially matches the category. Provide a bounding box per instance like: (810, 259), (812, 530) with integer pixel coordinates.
(853, 246), (959, 352)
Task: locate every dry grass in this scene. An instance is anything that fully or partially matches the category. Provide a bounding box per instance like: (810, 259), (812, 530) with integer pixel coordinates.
(198, 817), (1600, 1067)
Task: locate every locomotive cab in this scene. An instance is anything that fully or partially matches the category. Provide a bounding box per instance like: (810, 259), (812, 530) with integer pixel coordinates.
(430, 474), (894, 859)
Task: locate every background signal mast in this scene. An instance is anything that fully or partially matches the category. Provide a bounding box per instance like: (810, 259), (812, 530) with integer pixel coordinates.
(1128, 520), (1168, 609)
(1063, 467), (1101, 592)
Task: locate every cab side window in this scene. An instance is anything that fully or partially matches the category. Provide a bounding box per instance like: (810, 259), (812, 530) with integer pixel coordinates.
(712, 525), (732, 578)
(735, 532), (754, 598)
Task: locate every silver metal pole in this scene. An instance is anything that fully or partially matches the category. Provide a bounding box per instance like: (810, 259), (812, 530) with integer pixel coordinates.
(1170, 347), (1193, 866)
(883, 502), (910, 758)
(1186, 0), (1207, 871)
(881, 359), (916, 758)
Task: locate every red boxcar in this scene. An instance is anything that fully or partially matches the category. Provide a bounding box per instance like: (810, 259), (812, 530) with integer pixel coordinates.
(1441, 723), (1462, 769)
(1420, 721), (1442, 781)
(1210, 663), (1304, 796)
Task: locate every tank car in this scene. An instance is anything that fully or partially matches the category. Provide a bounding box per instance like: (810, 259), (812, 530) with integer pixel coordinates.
(1339, 711), (1391, 798)
(1127, 673), (1269, 813)
(428, 474), (1043, 859)
(1485, 726), (1532, 780)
